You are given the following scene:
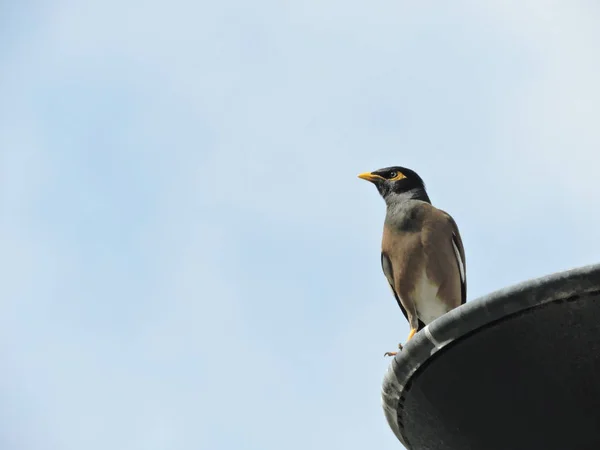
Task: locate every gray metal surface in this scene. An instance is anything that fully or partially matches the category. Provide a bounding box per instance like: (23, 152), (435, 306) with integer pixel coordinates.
(381, 263), (600, 450)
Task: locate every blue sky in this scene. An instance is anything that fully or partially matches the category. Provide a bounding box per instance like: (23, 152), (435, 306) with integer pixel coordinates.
(2, 1), (600, 449)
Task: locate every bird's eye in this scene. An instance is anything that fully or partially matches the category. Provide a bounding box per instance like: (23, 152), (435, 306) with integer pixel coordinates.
(388, 172), (398, 179)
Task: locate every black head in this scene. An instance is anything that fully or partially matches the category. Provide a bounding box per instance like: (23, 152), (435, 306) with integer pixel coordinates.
(358, 166), (430, 203)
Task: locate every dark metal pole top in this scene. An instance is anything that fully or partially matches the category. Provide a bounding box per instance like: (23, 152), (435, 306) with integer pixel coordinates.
(382, 263), (600, 450)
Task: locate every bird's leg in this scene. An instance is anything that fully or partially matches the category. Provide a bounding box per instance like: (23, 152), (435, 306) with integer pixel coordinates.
(384, 343), (403, 357)
(383, 328), (417, 357)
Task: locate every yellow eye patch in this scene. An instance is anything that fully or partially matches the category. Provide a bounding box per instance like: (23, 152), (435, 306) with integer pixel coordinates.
(388, 171), (406, 181)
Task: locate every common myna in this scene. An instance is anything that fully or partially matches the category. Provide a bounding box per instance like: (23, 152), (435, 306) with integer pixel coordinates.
(358, 166), (466, 356)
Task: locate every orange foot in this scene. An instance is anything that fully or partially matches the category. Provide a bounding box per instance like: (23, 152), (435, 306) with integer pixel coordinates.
(384, 343), (403, 357)
(383, 328), (417, 357)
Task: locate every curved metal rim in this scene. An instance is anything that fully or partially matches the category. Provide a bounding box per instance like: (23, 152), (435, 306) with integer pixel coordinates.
(381, 262), (600, 449)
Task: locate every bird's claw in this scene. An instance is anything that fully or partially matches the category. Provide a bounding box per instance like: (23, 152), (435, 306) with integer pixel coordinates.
(384, 343), (403, 357)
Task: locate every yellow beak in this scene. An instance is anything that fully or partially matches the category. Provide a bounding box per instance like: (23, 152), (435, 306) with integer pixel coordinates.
(358, 172), (384, 182)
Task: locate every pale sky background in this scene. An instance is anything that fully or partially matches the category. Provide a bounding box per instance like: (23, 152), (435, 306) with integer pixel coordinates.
(2, 1), (600, 449)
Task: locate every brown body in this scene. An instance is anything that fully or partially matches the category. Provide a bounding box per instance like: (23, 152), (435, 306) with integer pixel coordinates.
(381, 202), (466, 334)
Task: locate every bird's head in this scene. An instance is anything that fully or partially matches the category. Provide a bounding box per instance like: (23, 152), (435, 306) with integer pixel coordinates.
(358, 166), (430, 204)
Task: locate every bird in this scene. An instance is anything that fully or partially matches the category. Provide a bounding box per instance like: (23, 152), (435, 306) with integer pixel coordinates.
(358, 166), (466, 356)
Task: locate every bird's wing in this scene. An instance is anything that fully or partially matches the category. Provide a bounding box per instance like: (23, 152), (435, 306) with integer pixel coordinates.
(447, 214), (467, 305)
(381, 229), (426, 330)
(421, 207), (467, 308)
(381, 251), (409, 322)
